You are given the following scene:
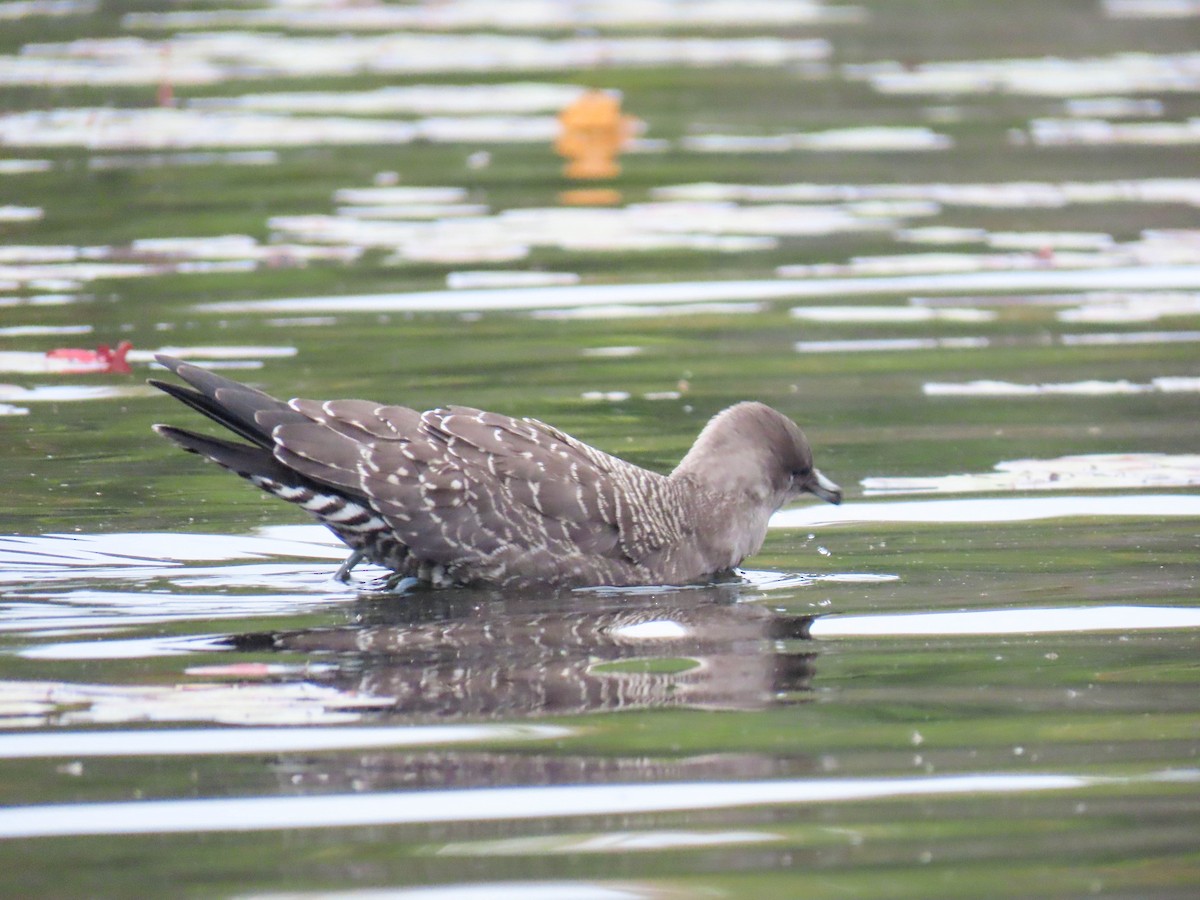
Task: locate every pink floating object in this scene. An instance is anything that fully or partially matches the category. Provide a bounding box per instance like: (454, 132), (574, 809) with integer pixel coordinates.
(45, 340), (133, 374)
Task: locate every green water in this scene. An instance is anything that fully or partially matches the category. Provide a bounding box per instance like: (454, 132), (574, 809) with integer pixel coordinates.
(1, 1), (1199, 897)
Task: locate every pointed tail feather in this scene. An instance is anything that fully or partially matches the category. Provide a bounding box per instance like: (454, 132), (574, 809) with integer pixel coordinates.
(152, 424), (296, 486)
(149, 355), (298, 448)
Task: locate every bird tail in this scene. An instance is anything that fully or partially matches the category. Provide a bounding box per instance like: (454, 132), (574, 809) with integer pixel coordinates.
(149, 357), (396, 567)
(147, 354), (302, 447)
(152, 423), (296, 487)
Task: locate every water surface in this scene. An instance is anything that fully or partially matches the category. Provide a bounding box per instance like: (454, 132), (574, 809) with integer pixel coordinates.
(1, 1), (1198, 896)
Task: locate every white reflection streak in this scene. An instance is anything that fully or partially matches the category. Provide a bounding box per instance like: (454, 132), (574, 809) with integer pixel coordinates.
(195, 264), (1200, 314)
(243, 882), (650, 900)
(0, 772), (1122, 838)
(0, 724), (573, 760)
(771, 494), (1200, 527)
(807, 605), (1200, 638)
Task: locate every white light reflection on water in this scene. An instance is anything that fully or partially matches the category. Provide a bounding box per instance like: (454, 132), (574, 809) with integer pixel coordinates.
(796, 336), (990, 352)
(0, 677), (396, 727)
(682, 126), (952, 153)
(924, 376), (1200, 395)
(244, 883), (655, 900)
(16, 633), (229, 657)
(808, 605), (1200, 638)
(861, 453), (1200, 494)
(0, 723), (572, 759)
(431, 829), (780, 856)
(0, 531), (346, 573)
(123, 2), (863, 32)
(0, 532), (357, 632)
(772, 494), (1200, 527)
(0, 588), (348, 634)
(4, 770), (1198, 839)
(847, 51), (1200, 97)
(134, 345), (297, 361)
(0, 34), (831, 89)
(195, 265), (1200, 315)
(0, 384), (155, 402)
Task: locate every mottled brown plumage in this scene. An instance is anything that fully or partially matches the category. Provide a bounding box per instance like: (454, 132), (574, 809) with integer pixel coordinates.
(150, 355), (841, 588)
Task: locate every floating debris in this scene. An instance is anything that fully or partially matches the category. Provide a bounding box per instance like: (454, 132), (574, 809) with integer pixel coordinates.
(0, 342), (133, 375)
(861, 453), (1200, 495)
(43, 341), (131, 374)
(555, 89), (640, 179)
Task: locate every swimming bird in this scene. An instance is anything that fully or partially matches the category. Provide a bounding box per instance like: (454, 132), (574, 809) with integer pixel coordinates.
(150, 355), (841, 589)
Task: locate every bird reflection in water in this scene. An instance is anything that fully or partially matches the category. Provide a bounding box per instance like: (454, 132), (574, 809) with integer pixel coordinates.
(228, 582), (818, 721)
(227, 583), (825, 793)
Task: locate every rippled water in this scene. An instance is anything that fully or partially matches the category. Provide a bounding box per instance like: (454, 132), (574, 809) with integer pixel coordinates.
(3, 1), (1200, 897)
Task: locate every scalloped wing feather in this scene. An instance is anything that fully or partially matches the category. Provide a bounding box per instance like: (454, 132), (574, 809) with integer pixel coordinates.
(270, 403), (684, 576)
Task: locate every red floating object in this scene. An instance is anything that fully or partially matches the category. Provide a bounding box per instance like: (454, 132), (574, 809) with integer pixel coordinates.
(46, 340), (133, 374)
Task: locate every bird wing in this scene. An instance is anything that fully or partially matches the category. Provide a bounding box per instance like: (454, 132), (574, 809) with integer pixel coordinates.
(270, 402), (686, 574)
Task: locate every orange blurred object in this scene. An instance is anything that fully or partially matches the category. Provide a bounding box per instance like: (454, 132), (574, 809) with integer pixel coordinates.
(558, 188), (624, 206)
(554, 89), (639, 180)
(45, 340), (133, 374)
